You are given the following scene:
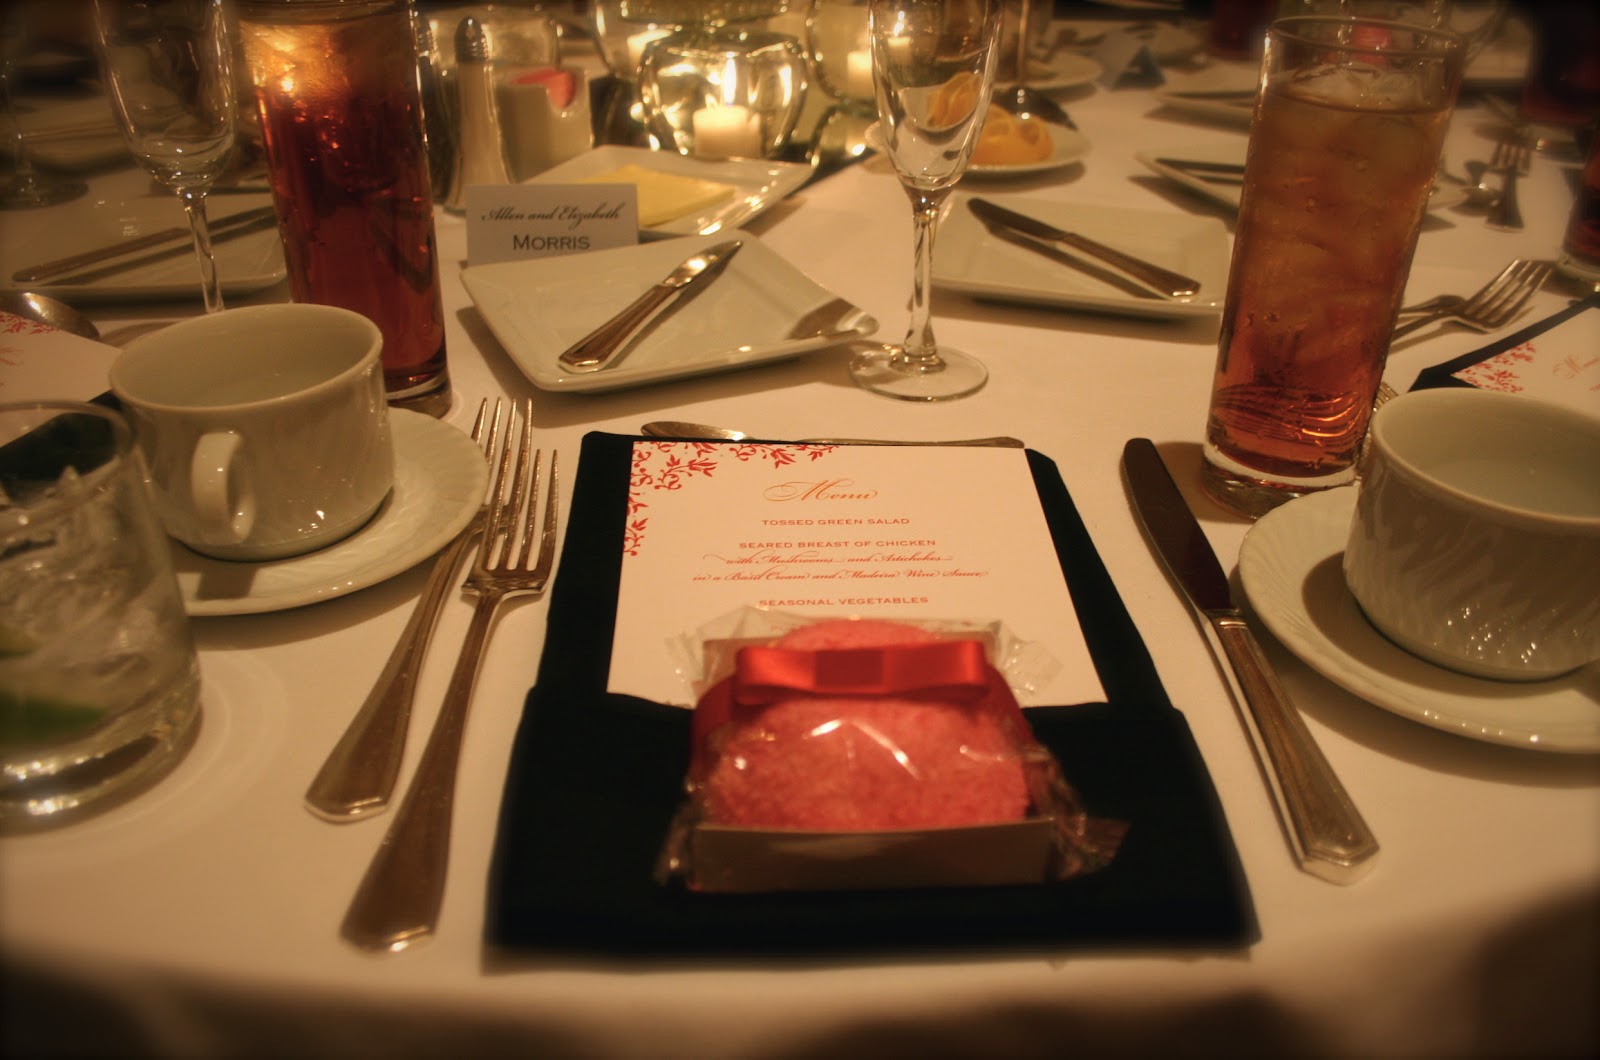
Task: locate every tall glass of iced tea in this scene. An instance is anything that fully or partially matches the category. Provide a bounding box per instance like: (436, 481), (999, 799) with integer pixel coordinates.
(237, 0), (451, 417)
(1201, 16), (1464, 517)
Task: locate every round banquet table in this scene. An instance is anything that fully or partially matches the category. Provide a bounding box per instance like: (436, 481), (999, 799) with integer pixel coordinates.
(3, 14), (1597, 1059)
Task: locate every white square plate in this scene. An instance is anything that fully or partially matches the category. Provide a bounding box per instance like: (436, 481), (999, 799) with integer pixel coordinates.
(462, 232), (878, 393)
(0, 192), (286, 303)
(1136, 142), (1471, 213)
(933, 194), (1230, 320)
(526, 145), (811, 238)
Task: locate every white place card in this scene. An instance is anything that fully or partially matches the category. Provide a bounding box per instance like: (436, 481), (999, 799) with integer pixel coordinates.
(0, 312), (119, 403)
(464, 183), (638, 265)
(609, 441), (1107, 708)
(1449, 303), (1600, 415)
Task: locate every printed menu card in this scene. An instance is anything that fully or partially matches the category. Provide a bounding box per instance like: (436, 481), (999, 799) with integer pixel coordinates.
(609, 441), (1106, 707)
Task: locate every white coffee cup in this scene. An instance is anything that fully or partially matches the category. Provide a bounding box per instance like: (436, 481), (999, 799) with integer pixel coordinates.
(110, 304), (394, 562)
(1343, 389), (1600, 681)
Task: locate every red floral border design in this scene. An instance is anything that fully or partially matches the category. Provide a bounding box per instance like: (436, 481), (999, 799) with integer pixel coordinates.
(1, 310), (58, 336)
(625, 440), (839, 556)
(1456, 340), (1535, 393)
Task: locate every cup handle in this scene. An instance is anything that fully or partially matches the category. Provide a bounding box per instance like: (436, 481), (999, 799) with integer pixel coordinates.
(191, 431), (255, 544)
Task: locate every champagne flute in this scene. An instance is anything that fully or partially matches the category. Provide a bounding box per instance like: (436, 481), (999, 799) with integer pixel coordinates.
(93, 0), (235, 312)
(852, 0), (1001, 401)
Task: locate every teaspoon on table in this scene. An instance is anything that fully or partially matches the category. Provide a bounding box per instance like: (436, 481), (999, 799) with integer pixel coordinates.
(640, 420), (1025, 448)
(0, 290), (100, 339)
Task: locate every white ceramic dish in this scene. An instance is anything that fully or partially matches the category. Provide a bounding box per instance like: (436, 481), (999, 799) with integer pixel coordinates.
(933, 193), (1229, 319)
(968, 122), (1091, 177)
(1152, 66), (1259, 127)
(526, 145), (811, 238)
(173, 411), (487, 616)
(1000, 52), (1103, 91)
(463, 232), (878, 393)
(1135, 142), (1470, 212)
(1239, 488), (1600, 753)
(0, 193), (286, 303)
(866, 120), (1090, 178)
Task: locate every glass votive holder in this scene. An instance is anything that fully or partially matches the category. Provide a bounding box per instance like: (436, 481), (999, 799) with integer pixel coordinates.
(639, 28), (808, 159)
(806, 0), (874, 110)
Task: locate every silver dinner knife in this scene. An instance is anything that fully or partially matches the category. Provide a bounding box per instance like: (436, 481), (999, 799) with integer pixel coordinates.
(557, 240), (742, 373)
(1122, 438), (1378, 884)
(12, 205), (279, 284)
(968, 198), (1203, 297)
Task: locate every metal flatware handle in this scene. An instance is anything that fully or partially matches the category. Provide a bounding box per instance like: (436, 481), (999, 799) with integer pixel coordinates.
(557, 284), (677, 372)
(303, 516), (482, 821)
(12, 205), (278, 283)
(1053, 229), (1202, 297)
(1211, 614), (1379, 883)
(1488, 166), (1523, 231)
(989, 224), (1164, 300)
(341, 591), (499, 952)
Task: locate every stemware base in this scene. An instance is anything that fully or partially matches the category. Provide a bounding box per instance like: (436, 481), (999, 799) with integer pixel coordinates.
(849, 343), (988, 402)
(1, 173), (86, 210)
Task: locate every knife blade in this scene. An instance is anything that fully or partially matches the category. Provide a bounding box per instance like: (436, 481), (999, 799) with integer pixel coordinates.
(1122, 438), (1378, 884)
(557, 240), (742, 373)
(1155, 157), (1246, 185)
(968, 198), (1202, 297)
(980, 220), (1162, 301)
(12, 205), (279, 284)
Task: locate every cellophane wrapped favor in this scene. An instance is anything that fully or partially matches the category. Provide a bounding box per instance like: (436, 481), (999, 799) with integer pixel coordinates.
(656, 609), (1125, 893)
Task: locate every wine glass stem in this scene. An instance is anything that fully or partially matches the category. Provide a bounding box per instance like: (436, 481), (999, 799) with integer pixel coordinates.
(901, 189), (948, 366)
(180, 186), (225, 314)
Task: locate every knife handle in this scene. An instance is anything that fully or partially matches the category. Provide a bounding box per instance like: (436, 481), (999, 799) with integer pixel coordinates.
(1056, 231), (1202, 297)
(1211, 615), (1379, 883)
(558, 284), (676, 372)
(12, 206), (278, 284)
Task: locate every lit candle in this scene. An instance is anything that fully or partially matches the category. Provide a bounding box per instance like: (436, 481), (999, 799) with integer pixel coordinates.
(692, 104), (762, 159)
(626, 28), (670, 72)
(845, 49), (874, 100)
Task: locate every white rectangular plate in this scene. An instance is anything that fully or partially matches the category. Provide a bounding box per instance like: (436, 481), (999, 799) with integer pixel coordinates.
(1136, 142), (1470, 213)
(0, 192), (286, 303)
(462, 232), (877, 393)
(526, 145), (811, 238)
(933, 194), (1229, 320)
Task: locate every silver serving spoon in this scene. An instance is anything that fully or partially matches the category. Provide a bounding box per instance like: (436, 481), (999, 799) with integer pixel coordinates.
(0, 290), (100, 339)
(640, 420), (1026, 448)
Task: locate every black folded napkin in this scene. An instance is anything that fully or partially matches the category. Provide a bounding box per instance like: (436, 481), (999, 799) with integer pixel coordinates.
(485, 433), (1256, 958)
(1410, 293), (1599, 393)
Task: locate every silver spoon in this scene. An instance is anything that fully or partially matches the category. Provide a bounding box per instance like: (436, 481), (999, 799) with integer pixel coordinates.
(0, 290), (100, 339)
(640, 420), (1026, 448)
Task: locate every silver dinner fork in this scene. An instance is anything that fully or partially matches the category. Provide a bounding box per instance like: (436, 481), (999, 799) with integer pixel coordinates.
(1389, 259), (1551, 342)
(1486, 139), (1530, 232)
(342, 399), (559, 953)
(305, 399), (494, 822)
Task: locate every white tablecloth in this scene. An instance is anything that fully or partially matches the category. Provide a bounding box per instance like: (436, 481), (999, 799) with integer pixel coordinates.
(4, 26), (1598, 1059)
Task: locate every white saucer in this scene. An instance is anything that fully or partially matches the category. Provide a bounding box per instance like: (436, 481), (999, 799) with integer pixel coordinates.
(866, 120), (1090, 178)
(1239, 488), (1600, 753)
(173, 410), (487, 616)
(998, 52), (1103, 91)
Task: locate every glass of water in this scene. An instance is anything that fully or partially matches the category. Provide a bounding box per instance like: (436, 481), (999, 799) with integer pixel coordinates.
(0, 402), (201, 830)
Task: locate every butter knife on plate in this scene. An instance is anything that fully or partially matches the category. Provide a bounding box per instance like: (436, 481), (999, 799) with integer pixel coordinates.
(557, 240), (742, 374)
(1122, 438), (1378, 884)
(968, 198), (1203, 298)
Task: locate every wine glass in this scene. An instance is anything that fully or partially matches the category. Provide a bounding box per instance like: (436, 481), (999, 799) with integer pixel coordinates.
(852, 0), (1001, 401)
(1, 7), (88, 210)
(93, 0), (236, 313)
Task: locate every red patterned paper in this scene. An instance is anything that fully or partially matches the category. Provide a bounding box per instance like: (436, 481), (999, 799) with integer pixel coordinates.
(626, 441), (839, 556)
(1, 310), (58, 336)
(1455, 340), (1535, 393)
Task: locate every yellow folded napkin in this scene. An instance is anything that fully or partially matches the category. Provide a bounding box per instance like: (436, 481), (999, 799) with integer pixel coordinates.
(576, 164), (735, 227)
